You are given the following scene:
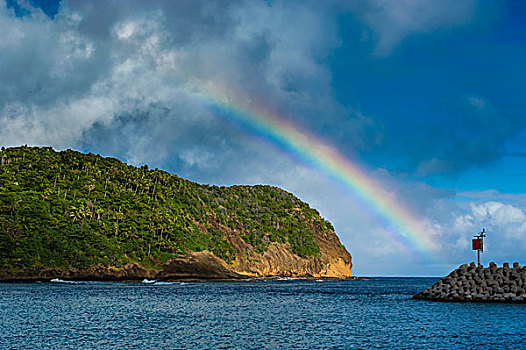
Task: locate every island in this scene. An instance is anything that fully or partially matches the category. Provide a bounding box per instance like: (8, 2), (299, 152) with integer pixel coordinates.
(0, 146), (354, 282)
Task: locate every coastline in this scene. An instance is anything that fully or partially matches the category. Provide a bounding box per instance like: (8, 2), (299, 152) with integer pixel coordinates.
(0, 271), (372, 283)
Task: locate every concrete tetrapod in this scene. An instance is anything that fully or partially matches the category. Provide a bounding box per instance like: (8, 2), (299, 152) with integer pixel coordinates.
(413, 262), (526, 303)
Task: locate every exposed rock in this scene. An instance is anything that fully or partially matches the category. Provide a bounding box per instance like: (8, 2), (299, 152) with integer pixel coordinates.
(0, 263), (156, 282)
(0, 251), (241, 282)
(159, 251), (244, 279)
(0, 243), (353, 282)
(413, 262), (526, 303)
(227, 226), (352, 278)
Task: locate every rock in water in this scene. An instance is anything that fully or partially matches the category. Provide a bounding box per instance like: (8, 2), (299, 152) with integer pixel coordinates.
(413, 262), (526, 303)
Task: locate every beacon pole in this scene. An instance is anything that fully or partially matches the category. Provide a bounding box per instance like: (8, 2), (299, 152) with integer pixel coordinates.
(472, 228), (486, 267)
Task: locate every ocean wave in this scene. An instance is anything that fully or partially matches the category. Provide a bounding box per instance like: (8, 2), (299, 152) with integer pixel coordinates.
(50, 278), (83, 284)
(142, 279), (188, 286)
(153, 281), (184, 286)
(50, 279), (119, 285)
(49, 278), (188, 285)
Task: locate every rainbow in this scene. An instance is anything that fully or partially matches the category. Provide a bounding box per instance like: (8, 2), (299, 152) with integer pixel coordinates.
(187, 85), (437, 257)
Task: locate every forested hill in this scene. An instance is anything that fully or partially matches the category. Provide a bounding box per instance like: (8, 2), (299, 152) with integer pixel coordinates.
(0, 146), (352, 280)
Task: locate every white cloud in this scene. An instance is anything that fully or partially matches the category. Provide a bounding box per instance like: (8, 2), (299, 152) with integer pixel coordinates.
(470, 201), (526, 237)
(444, 199), (526, 264)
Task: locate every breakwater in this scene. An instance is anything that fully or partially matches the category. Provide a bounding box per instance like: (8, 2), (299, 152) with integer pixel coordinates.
(413, 262), (526, 303)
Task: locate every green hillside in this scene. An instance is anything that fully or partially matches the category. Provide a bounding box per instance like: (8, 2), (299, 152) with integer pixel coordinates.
(0, 146), (335, 271)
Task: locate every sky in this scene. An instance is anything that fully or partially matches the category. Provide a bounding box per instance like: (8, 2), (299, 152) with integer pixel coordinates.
(1, 0), (526, 276)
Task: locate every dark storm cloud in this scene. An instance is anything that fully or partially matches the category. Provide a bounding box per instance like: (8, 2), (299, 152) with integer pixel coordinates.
(0, 0), (385, 181)
(2, 0), (501, 178)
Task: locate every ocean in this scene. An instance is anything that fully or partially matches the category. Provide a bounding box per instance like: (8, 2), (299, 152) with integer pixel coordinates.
(1, 278), (525, 349)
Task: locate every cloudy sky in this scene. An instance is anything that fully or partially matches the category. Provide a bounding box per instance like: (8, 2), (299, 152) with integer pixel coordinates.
(2, 0), (526, 276)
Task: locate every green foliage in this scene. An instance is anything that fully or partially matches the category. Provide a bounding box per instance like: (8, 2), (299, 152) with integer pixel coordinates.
(0, 146), (332, 271)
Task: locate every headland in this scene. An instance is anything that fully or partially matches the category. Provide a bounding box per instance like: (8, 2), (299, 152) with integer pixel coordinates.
(0, 146), (353, 282)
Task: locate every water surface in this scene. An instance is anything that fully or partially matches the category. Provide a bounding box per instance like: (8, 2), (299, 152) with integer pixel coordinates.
(1, 278), (525, 349)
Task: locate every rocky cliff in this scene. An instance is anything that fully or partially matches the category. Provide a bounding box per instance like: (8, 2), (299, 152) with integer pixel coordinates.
(228, 231), (352, 278)
(413, 262), (526, 303)
(0, 247), (352, 282)
(0, 146), (352, 281)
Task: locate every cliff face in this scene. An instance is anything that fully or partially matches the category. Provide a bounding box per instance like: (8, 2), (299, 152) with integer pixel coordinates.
(0, 146), (352, 280)
(0, 246), (351, 281)
(227, 228), (352, 278)
(0, 239), (352, 281)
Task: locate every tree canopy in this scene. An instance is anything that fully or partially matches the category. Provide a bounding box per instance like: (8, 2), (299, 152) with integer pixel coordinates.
(0, 146), (335, 271)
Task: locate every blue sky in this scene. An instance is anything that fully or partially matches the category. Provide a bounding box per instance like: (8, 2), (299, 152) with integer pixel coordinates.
(1, 0), (526, 276)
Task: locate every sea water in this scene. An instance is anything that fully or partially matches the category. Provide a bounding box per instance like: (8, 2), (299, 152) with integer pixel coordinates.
(1, 278), (525, 349)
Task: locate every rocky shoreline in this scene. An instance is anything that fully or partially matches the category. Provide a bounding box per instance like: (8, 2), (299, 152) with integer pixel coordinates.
(413, 262), (526, 303)
(0, 250), (367, 283)
(0, 266), (370, 283)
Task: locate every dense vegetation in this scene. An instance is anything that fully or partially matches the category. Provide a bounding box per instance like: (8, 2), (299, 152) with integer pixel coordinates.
(0, 146), (335, 271)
